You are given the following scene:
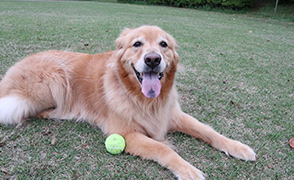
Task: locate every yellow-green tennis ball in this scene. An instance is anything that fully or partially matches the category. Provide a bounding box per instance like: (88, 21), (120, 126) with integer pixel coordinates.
(105, 134), (126, 154)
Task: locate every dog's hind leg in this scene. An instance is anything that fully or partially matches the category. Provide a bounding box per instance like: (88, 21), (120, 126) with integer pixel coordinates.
(0, 73), (70, 125)
(35, 108), (55, 119)
(0, 80), (69, 125)
(0, 62), (72, 125)
(0, 79), (58, 125)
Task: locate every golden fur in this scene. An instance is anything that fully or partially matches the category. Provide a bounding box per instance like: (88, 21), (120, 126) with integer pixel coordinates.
(0, 26), (256, 179)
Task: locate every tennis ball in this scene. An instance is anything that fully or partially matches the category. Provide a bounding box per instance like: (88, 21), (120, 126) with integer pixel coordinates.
(105, 134), (126, 154)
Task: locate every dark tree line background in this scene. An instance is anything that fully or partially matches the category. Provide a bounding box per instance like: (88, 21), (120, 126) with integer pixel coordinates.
(118, 0), (294, 10)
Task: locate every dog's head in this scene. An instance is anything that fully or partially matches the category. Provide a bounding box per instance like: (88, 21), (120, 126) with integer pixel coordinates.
(115, 26), (179, 98)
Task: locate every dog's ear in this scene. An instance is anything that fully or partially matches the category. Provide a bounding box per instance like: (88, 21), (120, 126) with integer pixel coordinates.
(173, 49), (180, 64)
(165, 32), (180, 64)
(115, 28), (132, 49)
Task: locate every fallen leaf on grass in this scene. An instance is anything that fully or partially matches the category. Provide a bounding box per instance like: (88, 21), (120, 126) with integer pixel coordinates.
(0, 142), (6, 147)
(289, 138), (294, 149)
(1, 168), (10, 175)
(82, 143), (89, 148)
(51, 137), (59, 146)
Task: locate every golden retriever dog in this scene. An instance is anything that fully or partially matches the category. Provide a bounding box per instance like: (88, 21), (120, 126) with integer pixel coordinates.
(0, 26), (256, 179)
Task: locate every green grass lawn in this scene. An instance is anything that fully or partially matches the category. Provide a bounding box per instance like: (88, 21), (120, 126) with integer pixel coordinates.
(0, 1), (293, 179)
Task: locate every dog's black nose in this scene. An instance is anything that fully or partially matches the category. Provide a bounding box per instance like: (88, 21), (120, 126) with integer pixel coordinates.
(144, 53), (161, 69)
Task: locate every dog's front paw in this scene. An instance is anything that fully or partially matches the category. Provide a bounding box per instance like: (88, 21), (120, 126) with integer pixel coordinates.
(225, 140), (256, 161)
(173, 162), (205, 180)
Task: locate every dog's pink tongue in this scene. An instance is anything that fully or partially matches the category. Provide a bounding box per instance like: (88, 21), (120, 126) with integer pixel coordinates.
(142, 72), (161, 98)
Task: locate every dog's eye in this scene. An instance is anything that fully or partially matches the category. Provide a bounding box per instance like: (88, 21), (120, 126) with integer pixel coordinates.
(133, 41), (142, 47)
(160, 41), (168, 48)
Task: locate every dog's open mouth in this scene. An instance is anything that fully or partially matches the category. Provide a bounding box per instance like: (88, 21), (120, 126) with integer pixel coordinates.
(133, 67), (164, 98)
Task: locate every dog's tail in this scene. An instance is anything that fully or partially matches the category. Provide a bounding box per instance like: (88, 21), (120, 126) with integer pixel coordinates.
(0, 95), (35, 124)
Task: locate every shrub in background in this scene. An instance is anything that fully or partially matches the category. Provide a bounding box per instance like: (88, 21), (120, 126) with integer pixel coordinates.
(119, 0), (255, 9)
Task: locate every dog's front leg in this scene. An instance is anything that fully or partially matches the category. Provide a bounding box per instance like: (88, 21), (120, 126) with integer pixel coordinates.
(124, 132), (205, 180)
(176, 113), (256, 161)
